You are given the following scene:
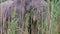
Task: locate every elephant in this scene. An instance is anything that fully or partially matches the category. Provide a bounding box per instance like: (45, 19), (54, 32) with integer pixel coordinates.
(0, 0), (47, 34)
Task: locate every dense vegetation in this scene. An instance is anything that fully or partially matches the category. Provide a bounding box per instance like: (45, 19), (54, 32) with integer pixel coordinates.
(0, 0), (60, 34)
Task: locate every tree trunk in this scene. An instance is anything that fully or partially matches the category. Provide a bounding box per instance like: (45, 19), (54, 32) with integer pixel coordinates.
(47, 0), (51, 34)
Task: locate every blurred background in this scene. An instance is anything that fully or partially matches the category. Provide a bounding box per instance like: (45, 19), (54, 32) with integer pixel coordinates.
(0, 0), (60, 34)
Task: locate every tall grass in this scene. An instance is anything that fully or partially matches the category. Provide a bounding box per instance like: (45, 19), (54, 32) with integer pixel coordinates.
(48, 0), (60, 34)
(0, 0), (60, 34)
